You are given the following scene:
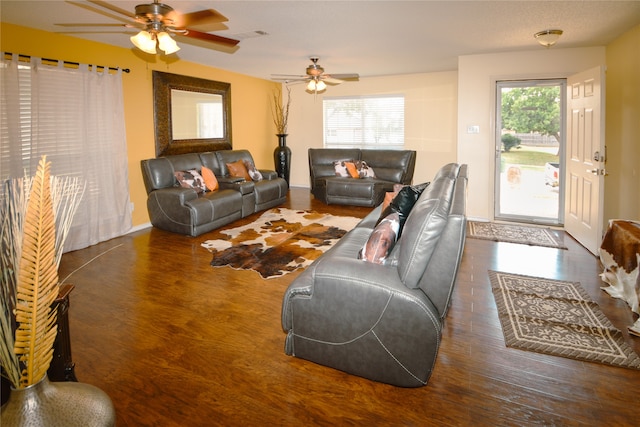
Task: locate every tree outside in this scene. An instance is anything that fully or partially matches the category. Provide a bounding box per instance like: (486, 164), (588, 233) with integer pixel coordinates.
(501, 86), (561, 142)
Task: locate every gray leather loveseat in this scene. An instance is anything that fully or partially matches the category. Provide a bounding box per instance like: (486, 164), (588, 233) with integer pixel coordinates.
(141, 149), (287, 236)
(309, 148), (416, 207)
(282, 163), (467, 387)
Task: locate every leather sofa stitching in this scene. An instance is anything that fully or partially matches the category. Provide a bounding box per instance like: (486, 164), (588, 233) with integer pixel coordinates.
(371, 330), (428, 385)
(151, 192), (190, 226)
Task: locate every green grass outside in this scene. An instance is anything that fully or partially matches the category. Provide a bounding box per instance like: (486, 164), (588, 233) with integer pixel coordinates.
(501, 146), (559, 171)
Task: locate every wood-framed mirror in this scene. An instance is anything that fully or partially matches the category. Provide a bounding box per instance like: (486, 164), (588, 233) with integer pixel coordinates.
(152, 71), (232, 157)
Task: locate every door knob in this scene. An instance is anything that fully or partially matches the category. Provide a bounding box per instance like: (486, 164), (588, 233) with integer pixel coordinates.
(587, 168), (607, 176)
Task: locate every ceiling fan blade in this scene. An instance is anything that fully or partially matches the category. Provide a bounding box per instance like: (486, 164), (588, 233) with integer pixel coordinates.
(323, 77), (344, 85)
(56, 30), (138, 35)
(180, 29), (240, 47)
(272, 78), (309, 83)
(55, 23), (134, 28)
(271, 74), (308, 79)
(177, 10), (228, 28)
(328, 73), (360, 80)
(85, 0), (135, 19)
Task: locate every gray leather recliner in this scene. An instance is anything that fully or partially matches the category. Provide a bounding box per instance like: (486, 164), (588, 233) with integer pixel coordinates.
(308, 148), (416, 207)
(282, 163), (467, 387)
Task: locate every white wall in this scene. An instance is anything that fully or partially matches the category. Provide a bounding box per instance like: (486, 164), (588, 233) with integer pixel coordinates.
(457, 47), (606, 221)
(285, 71), (458, 188)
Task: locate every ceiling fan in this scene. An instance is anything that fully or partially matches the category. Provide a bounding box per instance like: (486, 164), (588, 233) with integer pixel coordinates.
(272, 57), (359, 93)
(57, 0), (240, 55)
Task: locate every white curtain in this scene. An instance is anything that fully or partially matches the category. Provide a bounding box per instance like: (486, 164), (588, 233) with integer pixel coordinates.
(0, 55), (131, 251)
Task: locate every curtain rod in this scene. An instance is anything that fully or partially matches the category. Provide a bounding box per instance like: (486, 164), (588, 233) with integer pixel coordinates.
(3, 52), (130, 74)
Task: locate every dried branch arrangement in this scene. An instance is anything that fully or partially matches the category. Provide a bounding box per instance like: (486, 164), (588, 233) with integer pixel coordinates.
(0, 156), (85, 388)
(271, 86), (292, 135)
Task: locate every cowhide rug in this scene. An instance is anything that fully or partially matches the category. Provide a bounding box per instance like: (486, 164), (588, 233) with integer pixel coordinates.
(201, 208), (361, 279)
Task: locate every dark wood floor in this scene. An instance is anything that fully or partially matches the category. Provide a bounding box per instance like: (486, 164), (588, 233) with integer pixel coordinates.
(57, 188), (639, 426)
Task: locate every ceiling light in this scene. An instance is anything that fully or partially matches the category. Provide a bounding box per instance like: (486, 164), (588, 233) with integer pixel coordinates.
(307, 78), (327, 93)
(534, 29), (563, 48)
(307, 80), (316, 91)
(130, 26), (181, 55)
(130, 30), (157, 54)
(157, 32), (180, 54)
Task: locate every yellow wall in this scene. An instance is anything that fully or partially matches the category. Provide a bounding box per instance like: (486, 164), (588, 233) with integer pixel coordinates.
(0, 23), (281, 228)
(605, 23), (640, 221)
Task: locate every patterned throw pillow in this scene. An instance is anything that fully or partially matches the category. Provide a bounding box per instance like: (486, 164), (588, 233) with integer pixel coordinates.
(226, 160), (252, 181)
(243, 160), (263, 181)
(174, 169), (207, 194)
(356, 160), (376, 178)
(333, 159), (352, 177)
(200, 166), (219, 192)
(359, 212), (401, 264)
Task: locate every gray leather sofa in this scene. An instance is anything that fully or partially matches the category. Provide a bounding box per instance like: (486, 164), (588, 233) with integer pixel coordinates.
(308, 148), (416, 207)
(281, 163), (467, 387)
(141, 150), (287, 236)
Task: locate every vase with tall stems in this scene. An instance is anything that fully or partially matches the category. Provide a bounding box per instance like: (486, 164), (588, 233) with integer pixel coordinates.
(272, 87), (292, 186)
(1, 156), (115, 426)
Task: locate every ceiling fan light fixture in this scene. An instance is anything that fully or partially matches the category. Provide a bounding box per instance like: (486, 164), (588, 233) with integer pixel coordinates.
(130, 30), (157, 54)
(306, 79), (327, 93)
(307, 80), (317, 91)
(534, 29), (563, 48)
(157, 32), (180, 54)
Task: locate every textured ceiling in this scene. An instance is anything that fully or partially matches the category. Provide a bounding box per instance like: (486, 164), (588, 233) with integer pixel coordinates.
(2, 1), (639, 80)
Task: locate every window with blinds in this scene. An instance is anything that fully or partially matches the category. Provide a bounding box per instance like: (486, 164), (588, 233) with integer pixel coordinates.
(0, 63), (32, 177)
(323, 95), (405, 149)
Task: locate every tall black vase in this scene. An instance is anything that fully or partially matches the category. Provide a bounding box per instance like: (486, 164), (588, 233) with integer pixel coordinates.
(273, 134), (291, 187)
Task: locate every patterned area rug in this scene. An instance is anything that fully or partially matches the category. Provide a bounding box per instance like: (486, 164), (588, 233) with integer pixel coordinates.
(201, 208), (361, 279)
(467, 221), (567, 249)
(489, 271), (640, 370)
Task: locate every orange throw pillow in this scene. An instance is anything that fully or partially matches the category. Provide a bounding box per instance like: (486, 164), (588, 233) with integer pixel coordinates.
(345, 162), (360, 178)
(201, 166), (219, 192)
(226, 160), (252, 181)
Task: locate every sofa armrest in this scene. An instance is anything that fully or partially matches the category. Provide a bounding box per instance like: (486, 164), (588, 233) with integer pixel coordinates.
(259, 170), (278, 180)
(283, 256), (437, 330)
(281, 256), (442, 386)
(146, 187), (198, 234)
(218, 179), (254, 195)
(150, 187), (198, 205)
(218, 176), (246, 184)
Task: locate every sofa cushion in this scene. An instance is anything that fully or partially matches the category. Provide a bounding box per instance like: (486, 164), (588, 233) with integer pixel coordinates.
(377, 182), (430, 237)
(200, 166), (219, 192)
(226, 160), (252, 181)
(396, 176), (454, 289)
(174, 169), (207, 194)
(360, 149), (416, 183)
(244, 160), (263, 181)
(358, 212), (400, 264)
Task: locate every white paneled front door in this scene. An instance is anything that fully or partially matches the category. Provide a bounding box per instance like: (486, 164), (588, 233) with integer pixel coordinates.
(564, 66), (606, 255)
